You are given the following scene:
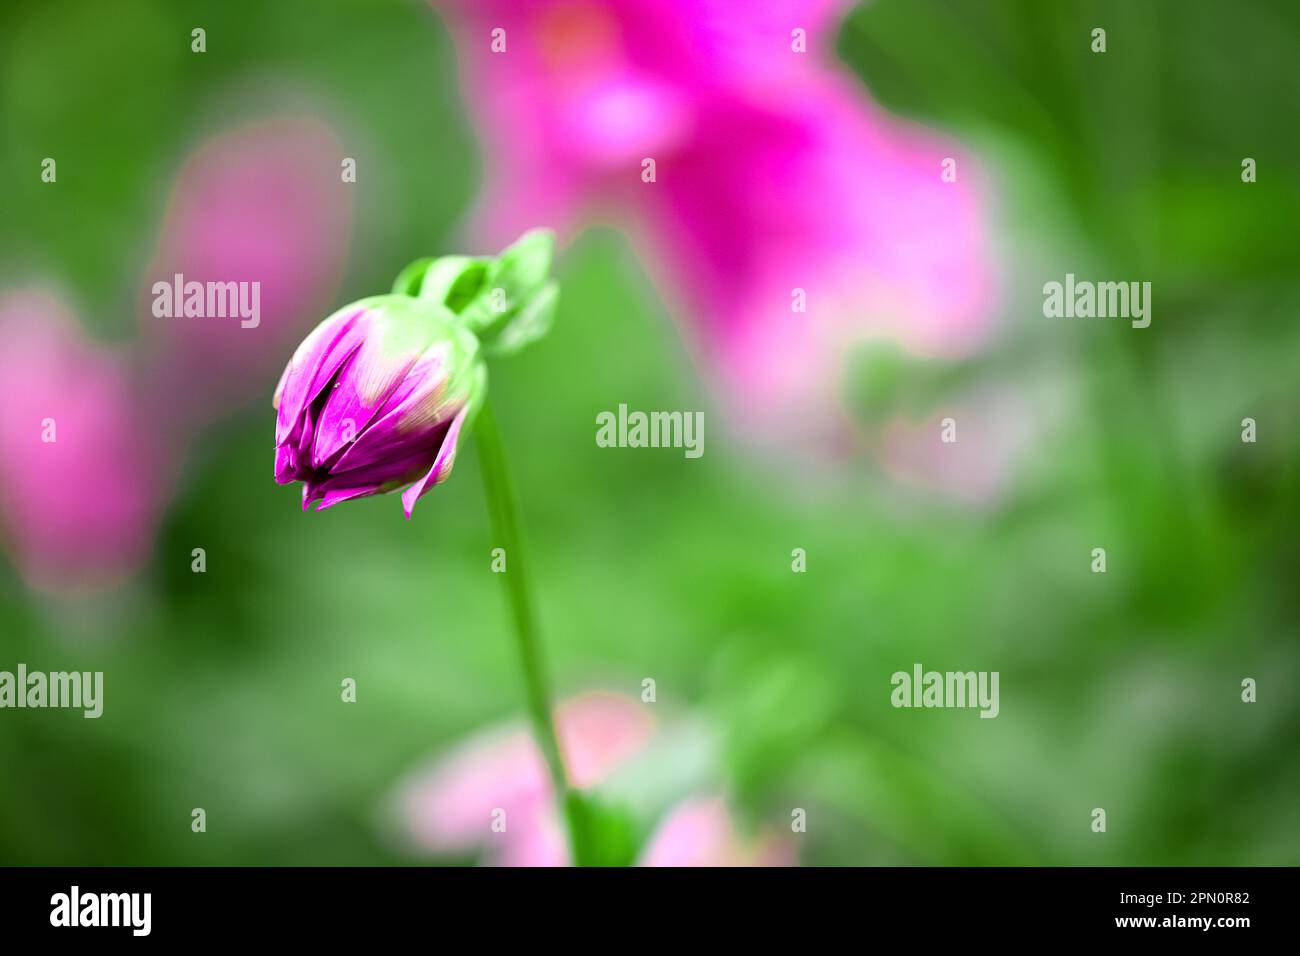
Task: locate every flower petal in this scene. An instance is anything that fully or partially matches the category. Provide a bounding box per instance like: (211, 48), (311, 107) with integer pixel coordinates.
(328, 341), (465, 474)
(314, 484), (385, 511)
(400, 406), (468, 518)
(312, 444), (441, 498)
(274, 441), (297, 484)
(274, 307), (368, 445)
(310, 310), (443, 468)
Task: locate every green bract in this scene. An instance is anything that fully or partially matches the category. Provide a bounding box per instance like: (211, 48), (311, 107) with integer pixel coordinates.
(392, 229), (559, 357)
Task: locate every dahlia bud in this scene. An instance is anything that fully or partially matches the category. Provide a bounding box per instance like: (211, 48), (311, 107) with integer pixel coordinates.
(273, 230), (556, 516)
(273, 293), (485, 516)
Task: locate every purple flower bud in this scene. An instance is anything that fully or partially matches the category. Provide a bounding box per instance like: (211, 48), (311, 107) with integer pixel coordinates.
(273, 294), (486, 517)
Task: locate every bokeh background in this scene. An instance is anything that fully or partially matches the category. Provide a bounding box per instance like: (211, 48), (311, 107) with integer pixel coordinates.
(1, 0), (1298, 865)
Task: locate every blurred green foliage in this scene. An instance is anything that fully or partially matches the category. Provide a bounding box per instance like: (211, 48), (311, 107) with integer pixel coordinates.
(1, 0), (1297, 865)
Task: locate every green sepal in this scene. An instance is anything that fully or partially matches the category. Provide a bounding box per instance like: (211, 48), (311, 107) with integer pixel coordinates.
(391, 257), (435, 297)
(488, 279), (558, 356)
(394, 230), (558, 355)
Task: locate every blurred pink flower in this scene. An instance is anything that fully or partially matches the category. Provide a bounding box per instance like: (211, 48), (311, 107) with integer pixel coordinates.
(435, 0), (997, 447)
(641, 796), (796, 867)
(0, 114), (351, 595)
(397, 690), (792, 866)
(400, 692), (653, 866)
(0, 290), (165, 592)
(141, 117), (352, 426)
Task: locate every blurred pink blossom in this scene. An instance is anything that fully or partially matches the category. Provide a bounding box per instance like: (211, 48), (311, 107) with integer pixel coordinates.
(141, 117), (352, 426)
(0, 115), (351, 594)
(397, 691), (793, 866)
(435, 0), (997, 447)
(641, 796), (796, 867)
(0, 290), (165, 592)
(400, 692), (653, 866)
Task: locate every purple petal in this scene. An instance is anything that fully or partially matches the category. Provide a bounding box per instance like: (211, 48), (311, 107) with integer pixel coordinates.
(296, 400), (317, 457)
(274, 442), (297, 484)
(314, 484), (385, 511)
(275, 396), (323, 483)
(274, 308), (368, 446)
(401, 407), (468, 518)
(328, 344), (457, 474)
(317, 440), (446, 492)
(299, 476), (385, 512)
(310, 327), (435, 469)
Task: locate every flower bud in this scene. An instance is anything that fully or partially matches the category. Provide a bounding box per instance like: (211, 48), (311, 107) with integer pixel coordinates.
(273, 294), (485, 517)
(273, 231), (555, 516)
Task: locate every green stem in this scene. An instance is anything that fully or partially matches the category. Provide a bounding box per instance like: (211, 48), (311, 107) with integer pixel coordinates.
(475, 399), (585, 862)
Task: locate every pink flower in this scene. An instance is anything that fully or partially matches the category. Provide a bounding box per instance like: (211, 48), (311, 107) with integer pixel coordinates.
(435, 0), (997, 447)
(395, 691), (794, 866)
(0, 115), (353, 594)
(400, 692), (653, 866)
(0, 290), (165, 593)
(141, 117), (352, 426)
(272, 297), (484, 516)
(641, 796), (797, 867)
